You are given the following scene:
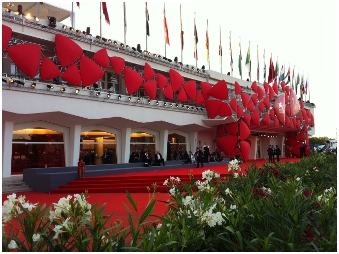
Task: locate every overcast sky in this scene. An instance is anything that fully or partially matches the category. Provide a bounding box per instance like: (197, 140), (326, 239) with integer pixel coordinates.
(49, 1), (338, 139)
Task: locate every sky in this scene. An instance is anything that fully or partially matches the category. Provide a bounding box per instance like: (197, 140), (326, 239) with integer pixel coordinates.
(47, 1), (338, 138)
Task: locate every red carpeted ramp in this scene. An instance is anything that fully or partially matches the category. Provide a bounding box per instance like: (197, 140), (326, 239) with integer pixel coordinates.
(50, 158), (299, 194)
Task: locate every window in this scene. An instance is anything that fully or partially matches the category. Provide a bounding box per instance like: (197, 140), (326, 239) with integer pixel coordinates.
(12, 128), (65, 174)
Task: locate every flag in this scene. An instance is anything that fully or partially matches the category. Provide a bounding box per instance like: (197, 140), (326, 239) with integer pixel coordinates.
(102, 2), (110, 25)
(275, 58), (279, 79)
(164, 4), (170, 45)
(268, 54), (275, 83)
(291, 66), (295, 90)
(76, 2), (80, 8)
(180, 4), (184, 50)
(305, 76), (308, 95)
(296, 72), (300, 95)
(285, 65), (290, 85)
(263, 49), (266, 81)
(145, 2), (150, 36)
(194, 14), (198, 60)
(300, 74), (304, 95)
(219, 26), (222, 64)
(238, 40), (242, 78)
(245, 42), (251, 80)
(257, 45), (259, 82)
(206, 19), (209, 63)
(123, 3), (127, 36)
(229, 32), (233, 75)
(279, 65), (285, 82)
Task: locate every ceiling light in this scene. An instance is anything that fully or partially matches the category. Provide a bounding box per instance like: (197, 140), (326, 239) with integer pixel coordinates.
(107, 93), (111, 98)
(156, 101), (159, 105)
(75, 89), (80, 94)
(47, 84), (54, 90)
(118, 95), (121, 99)
(128, 97), (131, 101)
(96, 92), (100, 96)
(148, 100), (151, 104)
(164, 102), (167, 106)
(69, 27), (75, 32)
(31, 83), (36, 89)
(137, 98), (141, 103)
(62, 25), (68, 30)
(60, 87), (65, 92)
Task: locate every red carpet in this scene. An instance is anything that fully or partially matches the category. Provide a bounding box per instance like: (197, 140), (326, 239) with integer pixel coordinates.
(2, 158), (299, 227)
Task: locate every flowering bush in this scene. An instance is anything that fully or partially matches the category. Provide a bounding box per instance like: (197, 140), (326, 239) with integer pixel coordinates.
(2, 153), (337, 251)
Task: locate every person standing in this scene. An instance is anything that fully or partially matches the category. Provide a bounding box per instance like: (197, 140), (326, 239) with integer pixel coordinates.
(267, 145), (273, 163)
(195, 147), (204, 168)
(167, 141), (172, 161)
(203, 142), (210, 163)
(102, 148), (111, 164)
(275, 145), (281, 162)
(77, 158), (86, 178)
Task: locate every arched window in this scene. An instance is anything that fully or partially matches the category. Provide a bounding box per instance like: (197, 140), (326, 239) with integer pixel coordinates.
(168, 133), (186, 160)
(12, 128), (65, 174)
(80, 130), (117, 165)
(130, 132), (156, 161)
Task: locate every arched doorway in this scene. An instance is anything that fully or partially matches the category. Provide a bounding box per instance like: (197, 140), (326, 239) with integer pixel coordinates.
(80, 130), (117, 165)
(168, 133), (187, 160)
(12, 127), (65, 174)
(130, 131), (156, 161)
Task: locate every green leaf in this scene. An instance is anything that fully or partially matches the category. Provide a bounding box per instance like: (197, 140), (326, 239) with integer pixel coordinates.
(126, 190), (138, 212)
(139, 199), (156, 225)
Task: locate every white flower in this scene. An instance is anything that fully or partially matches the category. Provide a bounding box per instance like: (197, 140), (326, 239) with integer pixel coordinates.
(163, 179), (169, 186)
(169, 187), (176, 196)
(230, 204), (237, 210)
(8, 240), (18, 249)
(22, 202), (37, 211)
(53, 225), (65, 239)
(32, 233), (41, 242)
(7, 193), (17, 202)
(17, 195), (26, 204)
(156, 223), (162, 230)
(182, 196), (193, 206)
(62, 217), (71, 230)
(296, 177), (300, 181)
(233, 173), (239, 178)
(225, 188), (231, 195)
(87, 203), (91, 210)
(317, 195), (322, 202)
(175, 177), (181, 183)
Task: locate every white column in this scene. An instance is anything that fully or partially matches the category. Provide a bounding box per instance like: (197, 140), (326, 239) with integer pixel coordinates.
(121, 128), (131, 163)
(3, 121), (14, 177)
(189, 132), (198, 152)
(69, 125), (81, 166)
(159, 129), (169, 160)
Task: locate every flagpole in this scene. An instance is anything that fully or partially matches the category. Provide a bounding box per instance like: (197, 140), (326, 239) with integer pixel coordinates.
(263, 49), (266, 82)
(164, 3), (166, 58)
(207, 19), (210, 70)
(257, 45), (259, 82)
(100, 3), (102, 37)
(230, 31), (232, 76)
(307, 73), (311, 103)
(71, 3), (74, 28)
(195, 12), (197, 68)
(249, 41), (251, 81)
(123, 2), (126, 46)
(180, 4), (183, 64)
(220, 26), (222, 73)
(239, 36), (242, 80)
(145, 2), (148, 52)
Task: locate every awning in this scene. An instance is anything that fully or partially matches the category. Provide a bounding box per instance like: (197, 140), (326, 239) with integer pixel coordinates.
(202, 116), (236, 127)
(2, 2), (71, 22)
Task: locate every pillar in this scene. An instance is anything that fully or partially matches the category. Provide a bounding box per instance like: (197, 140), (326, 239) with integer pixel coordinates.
(121, 128), (131, 163)
(69, 125), (81, 166)
(189, 132), (198, 152)
(159, 129), (169, 160)
(2, 121), (14, 177)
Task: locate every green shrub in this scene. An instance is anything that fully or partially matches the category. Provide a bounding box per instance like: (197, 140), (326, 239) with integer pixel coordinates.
(2, 153), (336, 251)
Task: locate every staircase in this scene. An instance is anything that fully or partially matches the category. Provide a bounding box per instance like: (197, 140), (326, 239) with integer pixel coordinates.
(2, 177), (33, 194)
